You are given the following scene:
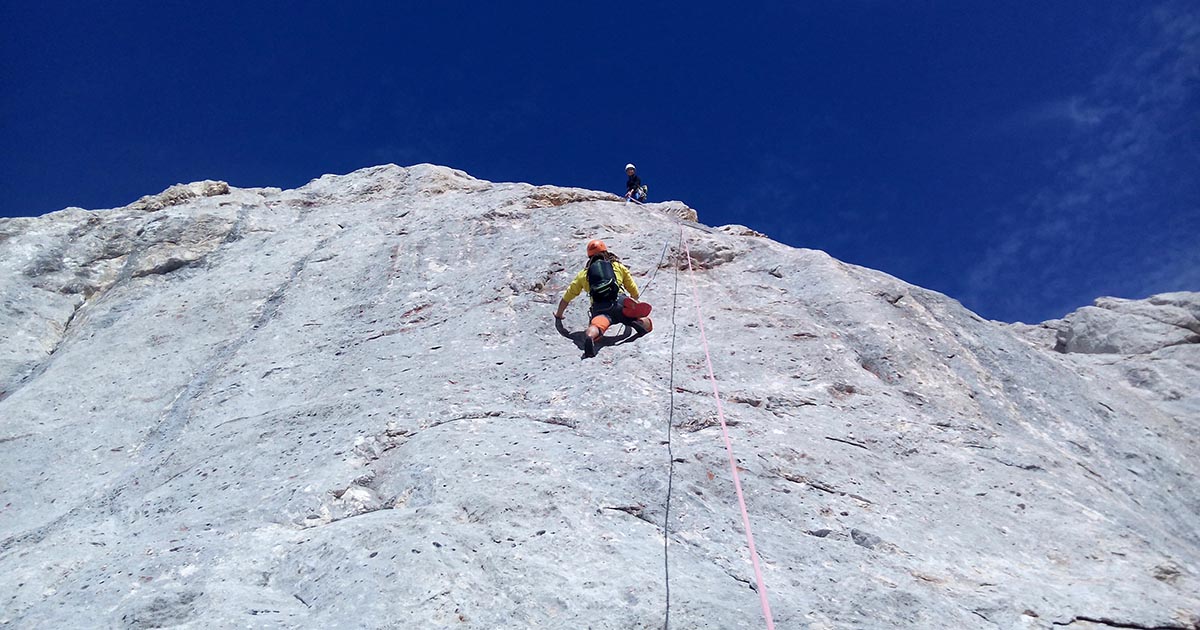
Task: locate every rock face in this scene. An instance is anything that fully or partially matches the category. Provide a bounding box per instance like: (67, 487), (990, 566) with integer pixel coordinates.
(1, 164), (1197, 629)
(1051, 295), (1200, 355)
(1012, 294), (1200, 450)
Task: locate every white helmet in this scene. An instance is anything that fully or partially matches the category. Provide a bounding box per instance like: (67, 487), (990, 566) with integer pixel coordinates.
(625, 163), (636, 171)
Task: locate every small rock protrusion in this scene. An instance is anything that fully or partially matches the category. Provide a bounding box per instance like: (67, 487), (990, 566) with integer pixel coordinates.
(1153, 563), (1182, 584)
(717, 224), (767, 238)
(127, 180), (231, 212)
(850, 528), (883, 549)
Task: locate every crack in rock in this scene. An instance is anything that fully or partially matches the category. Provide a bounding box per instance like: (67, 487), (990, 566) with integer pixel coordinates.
(1051, 614), (1196, 629)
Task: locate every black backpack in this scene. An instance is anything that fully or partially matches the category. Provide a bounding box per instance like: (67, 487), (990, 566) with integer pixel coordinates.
(587, 258), (619, 302)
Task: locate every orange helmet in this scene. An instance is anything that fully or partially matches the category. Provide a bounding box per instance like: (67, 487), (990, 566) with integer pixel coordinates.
(586, 239), (607, 257)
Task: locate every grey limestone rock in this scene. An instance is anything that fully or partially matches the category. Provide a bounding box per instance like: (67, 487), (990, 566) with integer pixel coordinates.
(1, 164), (1197, 629)
(1009, 294), (1200, 445)
(125, 180), (233, 213)
(1054, 308), (1193, 355)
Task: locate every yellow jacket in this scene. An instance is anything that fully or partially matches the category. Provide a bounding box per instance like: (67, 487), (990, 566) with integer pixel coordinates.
(562, 261), (640, 304)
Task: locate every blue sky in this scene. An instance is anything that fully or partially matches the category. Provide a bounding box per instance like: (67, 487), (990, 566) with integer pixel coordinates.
(2, 1), (1196, 323)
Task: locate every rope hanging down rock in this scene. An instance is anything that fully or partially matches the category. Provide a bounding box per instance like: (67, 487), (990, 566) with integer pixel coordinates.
(661, 228), (684, 630)
(675, 228), (776, 630)
(639, 238), (673, 298)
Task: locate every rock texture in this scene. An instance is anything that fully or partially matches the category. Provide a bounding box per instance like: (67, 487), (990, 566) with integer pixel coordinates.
(1049, 295), (1200, 355)
(1, 164), (1197, 629)
(1011, 294), (1200, 451)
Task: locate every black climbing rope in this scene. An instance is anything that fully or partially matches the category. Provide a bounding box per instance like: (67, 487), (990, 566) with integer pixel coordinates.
(663, 228), (683, 629)
(639, 237), (673, 297)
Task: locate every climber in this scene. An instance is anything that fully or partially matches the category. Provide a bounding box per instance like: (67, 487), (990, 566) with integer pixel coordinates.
(625, 163), (647, 203)
(554, 239), (653, 358)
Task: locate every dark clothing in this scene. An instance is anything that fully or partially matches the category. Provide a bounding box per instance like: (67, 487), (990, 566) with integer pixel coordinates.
(590, 296), (637, 327)
(626, 174), (642, 196)
(587, 257), (619, 302)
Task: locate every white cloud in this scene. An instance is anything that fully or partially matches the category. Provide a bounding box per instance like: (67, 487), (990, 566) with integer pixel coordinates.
(1016, 97), (1113, 128)
(964, 2), (1200, 322)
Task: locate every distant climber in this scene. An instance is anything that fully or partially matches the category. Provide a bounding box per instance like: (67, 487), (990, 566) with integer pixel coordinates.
(625, 163), (648, 203)
(554, 239), (653, 358)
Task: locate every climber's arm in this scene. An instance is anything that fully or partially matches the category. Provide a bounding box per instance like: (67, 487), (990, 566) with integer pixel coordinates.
(554, 270), (589, 318)
(616, 263), (640, 300)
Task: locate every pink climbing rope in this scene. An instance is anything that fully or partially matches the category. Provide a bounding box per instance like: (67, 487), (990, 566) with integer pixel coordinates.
(680, 229), (776, 630)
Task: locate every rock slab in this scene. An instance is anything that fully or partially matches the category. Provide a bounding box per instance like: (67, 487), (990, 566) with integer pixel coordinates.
(1, 165), (1197, 629)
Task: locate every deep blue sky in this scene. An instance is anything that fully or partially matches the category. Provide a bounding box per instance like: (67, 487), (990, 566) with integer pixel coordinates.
(2, 2), (1197, 322)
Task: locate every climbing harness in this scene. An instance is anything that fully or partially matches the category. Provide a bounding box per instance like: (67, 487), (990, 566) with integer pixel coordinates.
(610, 238), (672, 339)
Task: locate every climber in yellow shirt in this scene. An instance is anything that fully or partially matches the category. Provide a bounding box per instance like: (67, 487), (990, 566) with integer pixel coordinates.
(554, 239), (653, 358)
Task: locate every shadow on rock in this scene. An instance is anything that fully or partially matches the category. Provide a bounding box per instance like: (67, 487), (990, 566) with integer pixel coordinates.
(554, 317), (585, 348)
(554, 318), (637, 359)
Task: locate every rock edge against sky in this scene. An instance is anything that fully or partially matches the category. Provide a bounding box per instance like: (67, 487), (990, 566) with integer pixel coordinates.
(1, 165), (1196, 628)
